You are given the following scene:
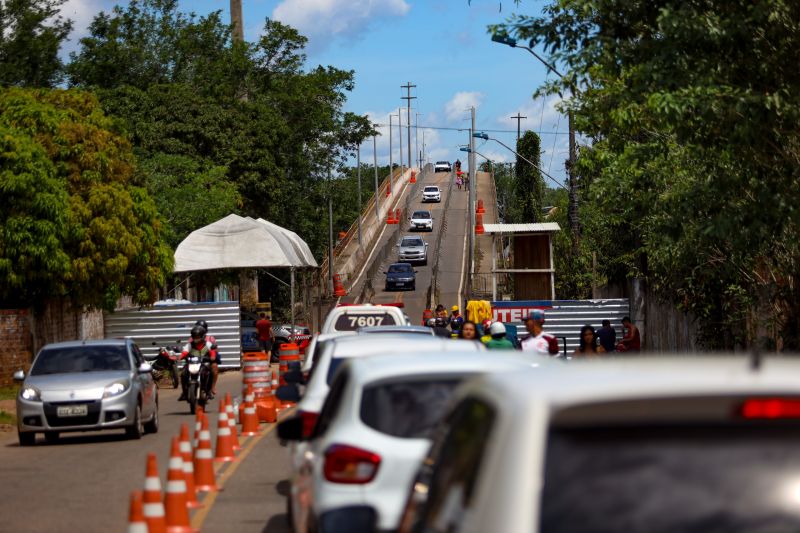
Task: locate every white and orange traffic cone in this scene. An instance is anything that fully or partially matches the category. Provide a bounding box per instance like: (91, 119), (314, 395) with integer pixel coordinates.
(164, 437), (193, 532)
(128, 490), (148, 533)
(193, 416), (219, 492)
(214, 403), (237, 462)
(241, 384), (261, 436)
(143, 453), (168, 533)
(179, 423), (203, 509)
(192, 407), (204, 449)
(224, 393), (241, 450)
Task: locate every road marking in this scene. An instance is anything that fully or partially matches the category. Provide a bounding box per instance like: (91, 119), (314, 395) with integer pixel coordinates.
(190, 412), (289, 530)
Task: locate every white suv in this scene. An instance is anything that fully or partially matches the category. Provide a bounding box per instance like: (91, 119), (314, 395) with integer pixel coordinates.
(280, 351), (532, 532)
(434, 161), (452, 173)
(422, 186), (441, 203)
(399, 357), (800, 533)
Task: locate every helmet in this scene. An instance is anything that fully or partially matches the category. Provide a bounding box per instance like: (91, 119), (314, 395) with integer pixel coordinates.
(195, 320), (209, 332)
(451, 305), (459, 312)
(481, 319), (492, 331)
(489, 322), (506, 337)
(190, 325), (206, 341)
(526, 309), (545, 323)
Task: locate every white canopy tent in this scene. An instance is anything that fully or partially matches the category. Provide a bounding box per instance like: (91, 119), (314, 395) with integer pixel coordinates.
(174, 214), (318, 339)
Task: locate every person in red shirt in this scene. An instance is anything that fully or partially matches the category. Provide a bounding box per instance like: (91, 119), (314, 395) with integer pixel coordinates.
(617, 316), (641, 352)
(255, 313), (273, 358)
(178, 325), (218, 400)
(194, 320), (219, 397)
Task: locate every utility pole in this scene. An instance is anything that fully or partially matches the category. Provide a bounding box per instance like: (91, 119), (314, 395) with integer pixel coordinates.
(327, 164), (334, 295)
(356, 145), (362, 247)
(389, 115), (394, 193)
(511, 112), (527, 142)
(397, 109), (403, 174)
(422, 130), (426, 166)
(401, 82), (416, 171)
(230, 0), (244, 42)
(567, 111), (579, 252)
(467, 106), (476, 302)
(373, 133), (380, 219)
(415, 112), (422, 168)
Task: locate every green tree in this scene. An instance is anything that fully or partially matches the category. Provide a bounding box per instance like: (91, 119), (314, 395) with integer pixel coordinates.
(0, 88), (173, 308)
(0, 0), (72, 87)
(512, 131), (544, 223)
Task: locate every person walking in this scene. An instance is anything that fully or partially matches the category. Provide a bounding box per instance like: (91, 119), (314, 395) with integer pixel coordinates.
(520, 310), (559, 356)
(485, 322), (514, 350)
(617, 316), (641, 352)
(596, 319), (616, 353)
(573, 324), (606, 357)
(255, 313), (274, 359)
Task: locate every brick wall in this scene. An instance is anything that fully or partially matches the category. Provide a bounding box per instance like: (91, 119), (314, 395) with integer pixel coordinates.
(0, 310), (33, 386)
(31, 299), (104, 354)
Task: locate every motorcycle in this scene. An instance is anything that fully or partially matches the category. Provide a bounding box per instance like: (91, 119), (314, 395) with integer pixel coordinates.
(184, 354), (212, 415)
(149, 342), (180, 389)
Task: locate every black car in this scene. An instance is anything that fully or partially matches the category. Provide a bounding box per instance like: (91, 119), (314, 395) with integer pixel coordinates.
(384, 262), (417, 291)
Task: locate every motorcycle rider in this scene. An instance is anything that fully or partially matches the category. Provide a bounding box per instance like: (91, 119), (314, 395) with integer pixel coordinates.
(194, 320), (220, 398)
(178, 325), (217, 401)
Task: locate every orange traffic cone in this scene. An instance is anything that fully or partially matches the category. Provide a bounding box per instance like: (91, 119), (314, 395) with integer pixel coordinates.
(224, 394), (241, 451)
(410, 170), (416, 183)
(164, 437), (192, 532)
(395, 208), (402, 224)
(128, 490), (148, 533)
(386, 210), (395, 224)
(179, 423), (203, 509)
(143, 453), (168, 533)
(214, 404), (237, 462)
(385, 185), (391, 197)
(241, 384), (261, 436)
(193, 416), (219, 492)
(333, 274), (347, 297)
(477, 199), (485, 214)
(475, 212), (485, 235)
(192, 410), (205, 450)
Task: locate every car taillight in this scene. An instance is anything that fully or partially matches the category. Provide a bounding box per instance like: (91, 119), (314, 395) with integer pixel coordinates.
(299, 410), (319, 438)
(740, 398), (800, 419)
(323, 444), (381, 484)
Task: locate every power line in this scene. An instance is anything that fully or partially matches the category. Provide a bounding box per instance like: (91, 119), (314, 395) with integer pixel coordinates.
(373, 123), (569, 135)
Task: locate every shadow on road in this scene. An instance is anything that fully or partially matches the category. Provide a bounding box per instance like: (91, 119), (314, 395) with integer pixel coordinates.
(5, 431), (129, 448)
(262, 515), (291, 533)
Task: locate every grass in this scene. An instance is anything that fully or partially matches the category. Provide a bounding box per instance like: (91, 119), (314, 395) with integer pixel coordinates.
(0, 385), (19, 401)
(0, 410), (14, 425)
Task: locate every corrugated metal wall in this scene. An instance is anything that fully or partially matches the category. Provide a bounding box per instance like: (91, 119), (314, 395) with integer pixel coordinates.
(104, 302), (242, 368)
(492, 299), (630, 356)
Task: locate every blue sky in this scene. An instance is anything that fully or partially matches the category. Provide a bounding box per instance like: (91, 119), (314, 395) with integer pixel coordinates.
(62, 0), (570, 185)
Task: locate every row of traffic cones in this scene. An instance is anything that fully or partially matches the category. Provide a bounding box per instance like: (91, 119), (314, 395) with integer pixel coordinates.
(128, 390), (266, 531)
(387, 208), (402, 224)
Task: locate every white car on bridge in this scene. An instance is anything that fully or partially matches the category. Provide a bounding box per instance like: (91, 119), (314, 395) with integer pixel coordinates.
(421, 186), (441, 203)
(279, 351), (531, 533)
(398, 356), (800, 533)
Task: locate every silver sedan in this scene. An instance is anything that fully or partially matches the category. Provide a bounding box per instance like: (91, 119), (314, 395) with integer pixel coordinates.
(14, 338), (159, 446)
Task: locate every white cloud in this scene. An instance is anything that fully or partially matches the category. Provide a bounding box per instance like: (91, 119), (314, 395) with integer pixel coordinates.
(273, 0), (410, 52)
(444, 91), (484, 123)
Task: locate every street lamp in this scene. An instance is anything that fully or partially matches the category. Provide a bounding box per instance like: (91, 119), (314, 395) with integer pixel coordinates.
(472, 132), (568, 191)
(491, 33), (579, 247)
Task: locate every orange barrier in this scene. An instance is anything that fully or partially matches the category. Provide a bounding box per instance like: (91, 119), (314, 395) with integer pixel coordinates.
(224, 393), (240, 451)
(475, 213), (485, 235)
(387, 210), (396, 224)
(242, 352), (272, 400)
(410, 171), (416, 183)
(193, 417), (219, 492)
(333, 274), (347, 297)
(279, 343), (301, 386)
(128, 491), (148, 533)
(385, 185), (391, 197)
(241, 384), (261, 436)
(164, 437), (192, 532)
(476, 199), (485, 214)
(214, 400), (237, 462)
(143, 453), (167, 533)
(179, 424), (202, 509)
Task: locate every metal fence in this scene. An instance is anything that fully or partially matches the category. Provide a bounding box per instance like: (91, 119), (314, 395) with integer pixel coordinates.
(429, 169), (455, 308)
(492, 299), (630, 356)
(104, 301), (242, 368)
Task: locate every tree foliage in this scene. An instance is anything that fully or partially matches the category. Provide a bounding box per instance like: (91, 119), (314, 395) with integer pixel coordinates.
(495, 1), (800, 349)
(0, 88), (173, 308)
(512, 131), (544, 223)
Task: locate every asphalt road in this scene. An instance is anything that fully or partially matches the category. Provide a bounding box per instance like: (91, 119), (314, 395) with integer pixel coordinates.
(0, 371), (293, 532)
(367, 169), (468, 324)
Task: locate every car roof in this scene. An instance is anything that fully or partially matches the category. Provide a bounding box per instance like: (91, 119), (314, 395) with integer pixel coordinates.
(42, 339), (130, 349)
(459, 356), (800, 414)
(357, 325), (433, 335)
(342, 352), (536, 384)
(329, 334), (485, 358)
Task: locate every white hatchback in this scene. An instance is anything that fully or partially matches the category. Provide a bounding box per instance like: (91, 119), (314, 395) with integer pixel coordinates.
(280, 351), (536, 532)
(399, 356), (800, 533)
(421, 186), (441, 203)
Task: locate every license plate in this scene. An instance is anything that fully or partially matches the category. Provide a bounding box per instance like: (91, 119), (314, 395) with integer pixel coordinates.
(57, 405), (88, 417)
(396, 282), (405, 286)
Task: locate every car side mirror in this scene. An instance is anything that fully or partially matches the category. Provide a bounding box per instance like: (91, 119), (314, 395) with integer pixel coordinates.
(396, 240), (401, 247)
(414, 270), (419, 274)
(277, 415), (305, 441)
(138, 362), (153, 374)
(276, 384), (301, 403)
(13, 370), (25, 381)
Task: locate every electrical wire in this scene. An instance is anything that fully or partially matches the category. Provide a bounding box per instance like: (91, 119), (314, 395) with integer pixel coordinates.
(372, 123), (569, 135)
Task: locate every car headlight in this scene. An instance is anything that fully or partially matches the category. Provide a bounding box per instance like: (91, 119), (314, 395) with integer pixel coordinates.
(103, 380), (130, 398)
(20, 386), (41, 402)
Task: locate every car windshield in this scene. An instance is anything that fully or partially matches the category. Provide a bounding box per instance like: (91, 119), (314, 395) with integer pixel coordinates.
(361, 378), (463, 438)
(31, 345), (132, 375)
(401, 238), (423, 247)
(389, 264), (413, 273)
(424, 187), (438, 192)
(540, 425), (800, 532)
(412, 211), (430, 218)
